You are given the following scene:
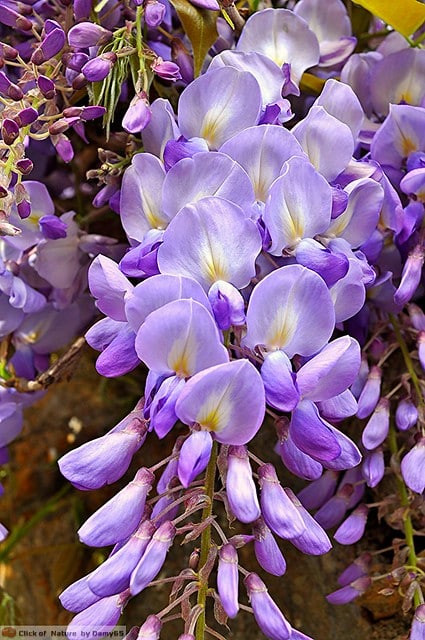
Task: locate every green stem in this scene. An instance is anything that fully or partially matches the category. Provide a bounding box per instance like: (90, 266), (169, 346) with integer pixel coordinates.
(195, 440), (218, 640)
(388, 422), (421, 607)
(389, 314), (424, 414)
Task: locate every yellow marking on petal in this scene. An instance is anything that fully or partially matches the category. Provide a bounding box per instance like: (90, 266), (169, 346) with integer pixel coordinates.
(265, 306), (297, 350)
(196, 391), (232, 433)
(200, 110), (221, 148)
(168, 332), (198, 378)
(400, 135), (417, 158)
(202, 249), (228, 284)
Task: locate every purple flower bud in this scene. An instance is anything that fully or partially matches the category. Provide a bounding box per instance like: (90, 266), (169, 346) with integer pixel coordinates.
(395, 399), (418, 431)
(144, 0), (166, 28)
(337, 552), (372, 586)
(253, 518), (286, 576)
(130, 521), (176, 595)
(68, 23), (113, 48)
(226, 445), (260, 523)
(73, 0), (92, 19)
(88, 521), (155, 598)
(0, 523), (8, 542)
(17, 199), (31, 220)
(356, 365), (382, 419)
(31, 27), (66, 64)
(326, 576), (371, 605)
(0, 5), (32, 31)
(66, 591), (130, 639)
(314, 484), (353, 530)
(1, 118), (19, 145)
(0, 71), (22, 100)
(401, 437), (425, 494)
(137, 615), (162, 640)
(37, 75), (56, 99)
(82, 52), (117, 82)
(297, 470), (339, 510)
(244, 573), (292, 640)
(39, 214), (68, 239)
(334, 504), (368, 545)
(150, 491), (180, 526)
(208, 281), (245, 330)
(163, 136), (209, 171)
(15, 158), (33, 175)
(14, 107), (38, 127)
(258, 464), (305, 539)
(411, 604), (425, 640)
(78, 468), (155, 547)
(63, 52), (90, 72)
(361, 398), (389, 450)
(361, 447), (384, 488)
(284, 488), (332, 555)
(0, 43), (18, 60)
(151, 58), (182, 82)
(80, 106), (107, 121)
(409, 303), (425, 331)
(60, 572), (102, 613)
(394, 245), (425, 307)
(177, 430), (213, 488)
(171, 38), (194, 84)
(123, 92), (152, 134)
(58, 409), (148, 490)
(54, 135), (74, 163)
(217, 544), (239, 618)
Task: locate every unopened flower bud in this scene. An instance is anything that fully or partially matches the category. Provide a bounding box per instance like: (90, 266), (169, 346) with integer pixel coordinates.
(0, 43), (18, 60)
(361, 447), (384, 488)
(37, 75), (56, 99)
(394, 244), (425, 307)
(226, 445), (260, 523)
(334, 504), (368, 545)
(123, 92), (152, 134)
(0, 5), (32, 31)
(400, 436), (425, 494)
(137, 615), (162, 640)
(361, 397), (389, 450)
(258, 464), (305, 539)
(395, 398), (418, 431)
(151, 58), (182, 82)
(217, 544), (239, 618)
(411, 604), (425, 640)
(15, 158), (33, 175)
(253, 518), (286, 577)
(356, 365), (382, 419)
(39, 214), (68, 239)
(130, 520), (176, 595)
(244, 573), (292, 640)
(82, 52), (117, 82)
(144, 0), (166, 28)
(14, 107), (38, 127)
(1, 118), (19, 145)
(78, 467), (155, 547)
(326, 576), (371, 604)
(68, 22), (113, 48)
(31, 26), (65, 64)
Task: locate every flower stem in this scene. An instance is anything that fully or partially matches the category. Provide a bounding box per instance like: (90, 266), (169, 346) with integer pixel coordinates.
(195, 440), (218, 640)
(388, 421), (421, 607)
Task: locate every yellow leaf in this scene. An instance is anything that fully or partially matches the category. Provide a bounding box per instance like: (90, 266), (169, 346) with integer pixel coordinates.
(350, 0), (425, 37)
(169, 0), (218, 77)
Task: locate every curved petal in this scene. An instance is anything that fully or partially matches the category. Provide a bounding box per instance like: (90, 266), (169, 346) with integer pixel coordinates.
(313, 78), (363, 140)
(162, 151), (255, 219)
(157, 197), (262, 290)
(292, 106), (354, 181)
(220, 124), (305, 203)
(244, 265), (335, 357)
(120, 153), (167, 242)
(237, 9), (319, 87)
(135, 298), (228, 377)
(175, 360), (265, 445)
(88, 255), (133, 321)
(264, 156), (332, 254)
(178, 67), (262, 150)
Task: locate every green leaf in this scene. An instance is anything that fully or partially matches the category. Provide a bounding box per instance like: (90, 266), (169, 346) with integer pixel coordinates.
(169, 0), (218, 77)
(350, 0), (425, 38)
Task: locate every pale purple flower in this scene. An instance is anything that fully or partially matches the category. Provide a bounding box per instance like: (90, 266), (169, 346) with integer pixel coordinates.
(253, 518), (287, 576)
(258, 464), (305, 539)
(123, 93), (152, 134)
(401, 437), (425, 494)
(362, 398), (390, 450)
(130, 521), (176, 595)
(411, 604), (425, 640)
(178, 430), (213, 487)
(226, 445), (260, 523)
(244, 573), (292, 640)
(356, 365), (382, 419)
(66, 591), (130, 640)
(334, 504), (368, 545)
(326, 576), (371, 605)
(217, 544), (239, 618)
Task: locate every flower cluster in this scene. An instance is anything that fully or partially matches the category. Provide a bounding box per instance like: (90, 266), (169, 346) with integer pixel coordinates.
(1, 0), (425, 638)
